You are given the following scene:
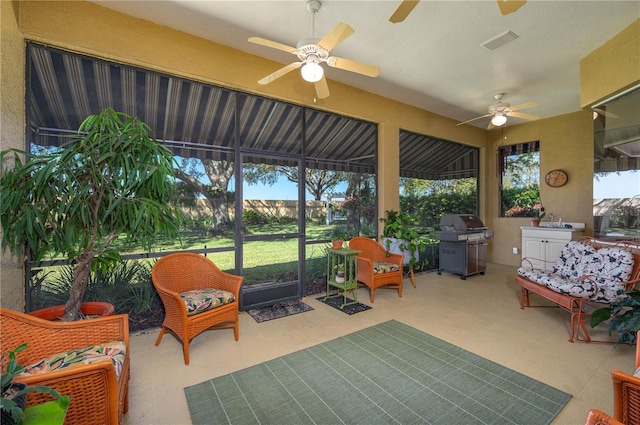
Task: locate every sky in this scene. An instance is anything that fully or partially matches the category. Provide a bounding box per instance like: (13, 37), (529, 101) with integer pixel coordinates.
(593, 171), (640, 199)
(219, 163), (640, 201)
(242, 173), (639, 201)
(242, 176), (348, 201)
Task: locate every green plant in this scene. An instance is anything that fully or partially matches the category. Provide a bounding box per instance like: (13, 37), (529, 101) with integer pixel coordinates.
(0, 108), (183, 320)
(330, 227), (347, 241)
(380, 209), (431, 271)
(1, 344), (65, 425)
(590, 289), (640, 344)
(243, 209), (268, 225)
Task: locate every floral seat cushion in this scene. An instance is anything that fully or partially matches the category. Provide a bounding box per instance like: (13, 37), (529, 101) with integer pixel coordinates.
(517, 267), (597, 299)
(180, 288), (235, 316)
(373, 262), (400, 274)
(17, 340), (126, 380)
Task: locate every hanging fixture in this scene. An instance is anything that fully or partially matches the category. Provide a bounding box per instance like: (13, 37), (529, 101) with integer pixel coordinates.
(248, 0), (379, 99)
(457, 93), (539, 129)
(491, 113), (508, 127)
(300, 60), (324, 83)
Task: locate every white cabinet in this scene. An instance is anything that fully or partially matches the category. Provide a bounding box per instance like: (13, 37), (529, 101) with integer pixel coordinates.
(521, 226), (584, 271)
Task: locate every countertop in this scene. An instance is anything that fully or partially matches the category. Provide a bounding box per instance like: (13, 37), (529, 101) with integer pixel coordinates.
(521, 222), (585, 232)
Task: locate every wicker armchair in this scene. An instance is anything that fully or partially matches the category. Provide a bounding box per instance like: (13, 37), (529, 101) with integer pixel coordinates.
(0, 309), (130, 425)
(349, 237), (404, 302)
(612, 330), (640, 425)
(585, 409), (624, 425)
(152, 252), (243, 365)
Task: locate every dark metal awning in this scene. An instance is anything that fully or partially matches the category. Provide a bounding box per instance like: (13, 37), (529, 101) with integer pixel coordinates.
(400, 131), (478, 180)
(27, 42), (477, 180)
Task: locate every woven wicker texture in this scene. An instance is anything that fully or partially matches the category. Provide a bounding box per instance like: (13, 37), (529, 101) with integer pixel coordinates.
(585, 409), (624, 425)
(0, 309), (130, 425)
(151, 252), (243, 365)
(612, 331), (640, 425)
(349, 237), (403, 302)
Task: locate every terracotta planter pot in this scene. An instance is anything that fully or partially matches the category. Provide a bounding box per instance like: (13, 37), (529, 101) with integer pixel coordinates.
(332, 239), (344, 250)
(531, 218), (541, 227)
(28, 302), (115, 320)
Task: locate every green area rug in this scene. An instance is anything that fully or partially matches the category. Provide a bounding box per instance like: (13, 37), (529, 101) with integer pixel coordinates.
(184, 320), (571, 425)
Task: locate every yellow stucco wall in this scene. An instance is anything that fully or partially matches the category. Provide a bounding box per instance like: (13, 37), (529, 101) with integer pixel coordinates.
(486, 111), (594, 267)
(581, 19), (640, 108)
(0, 0), (26, 309)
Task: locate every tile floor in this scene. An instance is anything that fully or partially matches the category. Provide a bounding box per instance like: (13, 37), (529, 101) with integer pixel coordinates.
(123, 263), (636, 425)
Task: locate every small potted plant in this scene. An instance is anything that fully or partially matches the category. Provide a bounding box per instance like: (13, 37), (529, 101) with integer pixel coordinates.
(1, 344), (66, 425)
(330, 230), (347, 250)
(334, 263), (346, 283)
(530, 204), (546, 227)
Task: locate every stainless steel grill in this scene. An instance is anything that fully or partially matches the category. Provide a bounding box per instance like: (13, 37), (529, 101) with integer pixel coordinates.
(436, 214), (493, 279)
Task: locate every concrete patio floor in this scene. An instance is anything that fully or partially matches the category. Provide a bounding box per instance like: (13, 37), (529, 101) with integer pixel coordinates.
(123, 262), (636, 424)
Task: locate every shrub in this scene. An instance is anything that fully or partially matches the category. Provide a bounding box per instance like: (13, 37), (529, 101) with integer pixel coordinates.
(243, 209), (268, 225)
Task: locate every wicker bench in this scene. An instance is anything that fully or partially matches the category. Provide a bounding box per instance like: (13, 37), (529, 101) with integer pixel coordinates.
(0, 309), (130, 424)
(515, 237), (640, 342)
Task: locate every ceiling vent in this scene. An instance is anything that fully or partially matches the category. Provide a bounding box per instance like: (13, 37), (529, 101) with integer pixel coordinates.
(481, 30), (519, 51)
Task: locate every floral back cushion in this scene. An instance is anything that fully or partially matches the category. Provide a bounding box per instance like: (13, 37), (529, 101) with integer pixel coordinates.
(180, 288), (235, 316)
(18, 340), (126, 380)
(552, 241), (598, 281)
(373, 262), (400, 274)
(583, 247), (634, 303)
(585, 247), (634, 283)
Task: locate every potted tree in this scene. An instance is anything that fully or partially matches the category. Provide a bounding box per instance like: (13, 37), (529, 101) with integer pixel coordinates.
(1, 344), (68, 425)
(0, 108), (182, 321)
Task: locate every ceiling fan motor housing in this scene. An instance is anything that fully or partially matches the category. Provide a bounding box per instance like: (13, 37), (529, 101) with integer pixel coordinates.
(296, 39), (329, 62)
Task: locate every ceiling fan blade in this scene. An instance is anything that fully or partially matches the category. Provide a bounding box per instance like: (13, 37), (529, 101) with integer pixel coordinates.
(315, 76), (330, 100)
(496, 0), (527, 16)
(257, 62), (303, 85)
(508, 111), (539, 121)
(509, 101), (539, 111)
(389, 0), (420, 24)
(317, 22), (354, 52)
(457, 113), (493, 126)
(248, 37), (297, 54)
(326, 56), (380, 78)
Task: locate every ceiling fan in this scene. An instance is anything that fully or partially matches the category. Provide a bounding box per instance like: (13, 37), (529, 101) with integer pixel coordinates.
(389, 0), (527, 23)
(457, 93), (539, 129)
(248, 0), (380, 100)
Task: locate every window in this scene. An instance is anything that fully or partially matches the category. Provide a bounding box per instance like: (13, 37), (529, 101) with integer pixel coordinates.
(593, 85), (640, 239)
(499, 142), (541, 217)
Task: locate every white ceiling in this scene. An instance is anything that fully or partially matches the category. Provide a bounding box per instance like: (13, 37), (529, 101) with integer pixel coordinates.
(91, 0), (640, 128)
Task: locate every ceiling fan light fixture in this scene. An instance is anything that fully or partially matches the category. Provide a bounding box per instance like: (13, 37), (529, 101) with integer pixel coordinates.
(491, 113), (508, 126)
(301, 61), (324, 83)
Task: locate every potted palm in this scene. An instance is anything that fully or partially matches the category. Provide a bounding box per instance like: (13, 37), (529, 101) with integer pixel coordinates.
(0, 108), (182, 321)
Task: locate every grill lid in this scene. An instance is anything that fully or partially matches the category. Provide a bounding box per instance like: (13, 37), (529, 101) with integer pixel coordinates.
(439, 214), (487, 232)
